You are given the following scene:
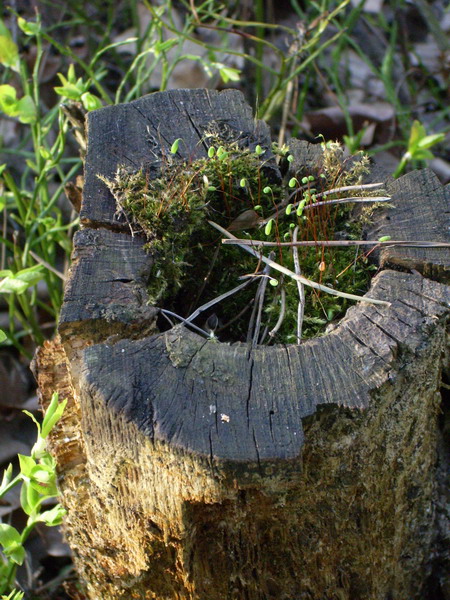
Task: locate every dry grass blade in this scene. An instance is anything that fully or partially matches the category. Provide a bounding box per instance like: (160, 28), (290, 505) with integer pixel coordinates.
(186, 278), (254, 323)
(222, 239), (450, 248)
(292, 225), (305, 343)
(209, 220), (390, 306)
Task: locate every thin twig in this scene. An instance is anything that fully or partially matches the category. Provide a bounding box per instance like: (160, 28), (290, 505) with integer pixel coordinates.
(292, 226), (304, 343)
(186, 277), (254, 323)
(247, 256), (272, 344)
(267, 181), (386, 218)
(318, 182), (386, 197)
(29, 250), (67, 281)
(268, 285), (286, 340)
(252, 256), (273, 346)
(208, 220), (390, 306)
(252, 275), (269, 346)
(160, 308), (210, 338)
(222, 238), (450, 249)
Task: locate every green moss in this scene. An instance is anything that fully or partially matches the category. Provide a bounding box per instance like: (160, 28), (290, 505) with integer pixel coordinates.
(101, 137), (384, 343)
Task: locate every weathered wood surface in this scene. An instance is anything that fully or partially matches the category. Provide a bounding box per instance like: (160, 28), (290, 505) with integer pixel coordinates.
(34, 89), (450, 600)
(366, 168), (450, 281)
(81, 89), (274, 227)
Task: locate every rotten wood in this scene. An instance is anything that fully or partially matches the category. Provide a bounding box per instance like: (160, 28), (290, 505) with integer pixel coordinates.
(34, 89), (450, 600)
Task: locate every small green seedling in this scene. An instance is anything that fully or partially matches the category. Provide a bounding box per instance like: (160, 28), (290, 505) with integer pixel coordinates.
(54, 64), (102, 111)
(393, 120), (445, 178)
(1, 590), (24, 600)
(0, 393), (67, 595)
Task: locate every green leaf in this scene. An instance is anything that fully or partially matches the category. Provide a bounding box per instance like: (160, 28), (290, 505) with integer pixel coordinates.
(0, 86), (36, 123)
(218, 66), (241, 83)
(207, 147), (215, 158)
(41, 394), (67, 438)
(263, 186), (272, 194)
(378, 236), (391, 242)
(2, 590), (25, 600)
(20, 479), (41, 516)
(288, 178), (297, 188)
(0, 84), (18, 115)
(0, 21), (19, 72)
(16, 95), (37, 123)
(14, 263), (45, 284)
(286, 204), (293, 215)
(269, 278), (278, 287)
(0, 277), (31, 295)
(67, 63), (76, 84)
(22, 410), (41, 436)
(0, 523), (21, 547)
(81, 92), (102, 111)
(38, 504), (66, 527)
(416, 133), (445, 150)
(0, 464), (13, 494)
(39, 146), (51, 160)
(408, 120), (426, 151)
(17, 17), (40, 36)
(29, 464), (57, 497)
(18, 454), (37, 478)
(0, 265), (45, 295)
(30, 436), (47, 459)
(413, 149), (435, 161)
(0, 329), (6, 344)
(0, 524), (24, 564)
(54, 82), (83, 100)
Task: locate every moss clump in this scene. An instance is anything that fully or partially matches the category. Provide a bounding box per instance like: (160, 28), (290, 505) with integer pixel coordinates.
(101, 136), (386, 343)
(102, 139), (280, 305)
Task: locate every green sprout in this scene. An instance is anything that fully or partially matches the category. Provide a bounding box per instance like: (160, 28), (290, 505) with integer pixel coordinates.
(0, 393), (67, 596)
(393, 120), (445, 178)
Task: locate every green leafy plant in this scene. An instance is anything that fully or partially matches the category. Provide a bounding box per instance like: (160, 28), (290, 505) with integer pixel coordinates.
(392, 120), (446, 178)
(0, 15), (82, 355)
(0, 393), (67, 596)
(1, 590), (24, 600)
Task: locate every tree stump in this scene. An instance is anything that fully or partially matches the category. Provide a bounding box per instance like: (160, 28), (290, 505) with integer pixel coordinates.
(33, 89), (450, 600)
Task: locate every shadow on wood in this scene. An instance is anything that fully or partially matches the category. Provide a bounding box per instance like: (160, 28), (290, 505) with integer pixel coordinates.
(33, 89), (450, 600)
